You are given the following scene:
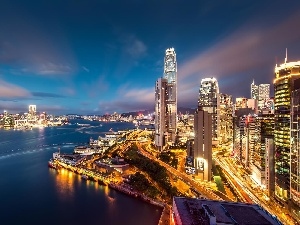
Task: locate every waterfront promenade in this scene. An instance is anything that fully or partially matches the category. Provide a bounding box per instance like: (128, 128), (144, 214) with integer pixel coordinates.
(51, 157), (169, 225)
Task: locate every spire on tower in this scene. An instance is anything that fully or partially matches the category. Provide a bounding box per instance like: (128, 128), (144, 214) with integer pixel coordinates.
(285, 48), (288, 64)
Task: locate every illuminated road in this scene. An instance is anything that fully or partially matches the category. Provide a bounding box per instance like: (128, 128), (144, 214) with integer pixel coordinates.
(214, 155), (294, 225)
(116, 130), (294, 224)
(135, 142), (223, 201)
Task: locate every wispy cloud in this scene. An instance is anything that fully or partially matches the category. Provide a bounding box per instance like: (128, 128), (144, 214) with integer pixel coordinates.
(178, 9), (300, 101)
(31, 92), (65, 98)
(122, 35), (147, 58)
(82, 66), (90, 73)
(96, 86), (154, 114)
(0, 79), (31, 99)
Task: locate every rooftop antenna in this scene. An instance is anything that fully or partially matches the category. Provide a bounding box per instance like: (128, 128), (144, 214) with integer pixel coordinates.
(285, 48), (288, 64)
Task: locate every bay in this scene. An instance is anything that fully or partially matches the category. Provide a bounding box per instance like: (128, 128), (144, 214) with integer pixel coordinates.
(0, 120), (162, 225)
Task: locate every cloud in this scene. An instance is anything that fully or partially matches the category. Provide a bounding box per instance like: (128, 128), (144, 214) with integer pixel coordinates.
(0, 80), (31, 99)
(82, 66), (90, 73)
(30, 63), (73, 76)
(96, 86), (154, 114)
(122, 35), (147, 58)
(178, 9), (300, 101)
(0, 102), (29, 112)
(31, 92), (65, 98)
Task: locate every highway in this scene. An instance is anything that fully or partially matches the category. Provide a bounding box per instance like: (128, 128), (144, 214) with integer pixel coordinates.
(135, 141), (223, 201)
(214, 155), (294, 225)
(113, 129), (295, 224)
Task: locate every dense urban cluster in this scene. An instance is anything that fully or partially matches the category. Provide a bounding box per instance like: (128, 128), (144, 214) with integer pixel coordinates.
(154, 48), (300, 224)
(3, 48), (300, 225)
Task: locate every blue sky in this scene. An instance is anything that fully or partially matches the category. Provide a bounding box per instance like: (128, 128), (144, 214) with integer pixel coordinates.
(0, 0), (300, 115)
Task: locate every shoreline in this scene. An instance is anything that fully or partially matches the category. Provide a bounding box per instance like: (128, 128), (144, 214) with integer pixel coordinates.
(49, 161), (169, 225)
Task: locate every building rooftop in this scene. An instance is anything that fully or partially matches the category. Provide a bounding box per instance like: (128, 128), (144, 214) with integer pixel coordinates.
(172, 197), (282, 225)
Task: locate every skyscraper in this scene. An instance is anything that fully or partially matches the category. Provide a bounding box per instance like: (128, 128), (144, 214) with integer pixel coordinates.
(194, 107), (212, 181)
(258, 84), (270, 109)
(252, 112), (274, 186)
(274, 59), (300, 203)
(290, 78), (300, 218)
(219, 93), (233, 145)
(155, 78), (167, 150)
(28, 105), (36, 115)
(28, 105), (37, 120)
(155, 48), (177, 150)
(251, 80), (259, 100)
(198, 78), (220, 144)
(251, 80), (270, 111)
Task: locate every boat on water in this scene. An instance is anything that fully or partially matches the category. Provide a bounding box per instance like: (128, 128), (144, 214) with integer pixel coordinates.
(81, 174), (88, 180)
(77, 123), (90, 127)
(48, 159), (57, 169)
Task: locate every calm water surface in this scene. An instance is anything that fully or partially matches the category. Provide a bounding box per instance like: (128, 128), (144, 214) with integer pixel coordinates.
(0, 120), (162, 225)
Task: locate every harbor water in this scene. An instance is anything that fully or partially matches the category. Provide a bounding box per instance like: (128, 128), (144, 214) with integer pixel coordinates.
(0, 120), (162, 225)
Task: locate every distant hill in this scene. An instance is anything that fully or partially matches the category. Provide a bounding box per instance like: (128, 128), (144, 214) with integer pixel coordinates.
(121, 107), (196, 117)
(121, 110), (153, 117)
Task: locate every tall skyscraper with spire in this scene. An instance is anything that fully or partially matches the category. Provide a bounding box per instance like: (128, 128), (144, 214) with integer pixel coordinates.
(251, 80), (259, 100)
(155, 48), (177, 150)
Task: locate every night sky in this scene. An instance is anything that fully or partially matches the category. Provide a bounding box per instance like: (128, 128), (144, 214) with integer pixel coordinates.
(1, 0), (300, 115)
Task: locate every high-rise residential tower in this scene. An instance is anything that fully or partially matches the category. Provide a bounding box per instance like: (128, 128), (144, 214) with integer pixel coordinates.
(274, 59), (300, 204)
(198, 78), (220, 144)
(155, 48), (177, 150)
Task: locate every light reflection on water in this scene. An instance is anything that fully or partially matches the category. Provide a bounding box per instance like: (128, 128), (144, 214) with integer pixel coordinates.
(0, 122), (162, 225)
(53, 168), (76, 200)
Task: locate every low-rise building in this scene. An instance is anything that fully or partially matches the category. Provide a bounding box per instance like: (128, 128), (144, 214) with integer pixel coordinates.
(171, 197), (282, 225)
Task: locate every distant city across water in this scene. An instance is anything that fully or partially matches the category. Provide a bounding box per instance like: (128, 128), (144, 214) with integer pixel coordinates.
(0, 120), (162, 225)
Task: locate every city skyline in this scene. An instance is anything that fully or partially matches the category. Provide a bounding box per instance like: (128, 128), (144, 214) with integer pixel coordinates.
(1, 0), (300, 115)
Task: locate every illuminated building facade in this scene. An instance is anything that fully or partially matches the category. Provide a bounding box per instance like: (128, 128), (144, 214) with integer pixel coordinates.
(219, 94), (233, 145)
(258, 84), (270, 109)
(262, 98), (275, 114)
(198, 77), (219, 144)
(274, 60), (300, 202)
(28, 105), (36, 119)
(235, 97), (247, 110)
(251, 80), (270, 111)
(155, 48), (177, 149)
(244, 114), (257, 168)
(247, 98), (258, 114)
(251, 112), (274, 187)
(251, 80), (259, 100)
(193, 107), (212, 181)
(232, 108), (255, 163)
(155, 78), (167, 150)
(290, 78), (300, 218)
